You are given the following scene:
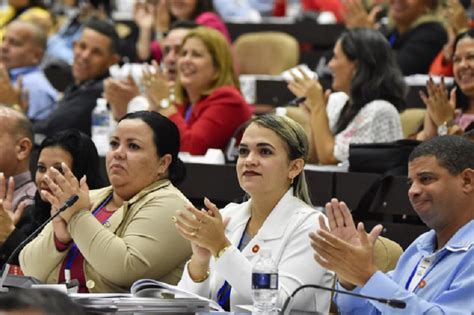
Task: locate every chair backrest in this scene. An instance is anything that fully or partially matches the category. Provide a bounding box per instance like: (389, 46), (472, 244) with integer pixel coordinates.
(234, 31), (299, 75)
(400, 108), (426, 138)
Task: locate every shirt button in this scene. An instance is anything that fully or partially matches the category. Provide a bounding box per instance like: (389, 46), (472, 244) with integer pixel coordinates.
(86, 280), (95, 289)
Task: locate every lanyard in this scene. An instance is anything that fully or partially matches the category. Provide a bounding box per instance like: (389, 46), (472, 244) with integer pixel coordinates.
(405, 251), (445, 292)
(388, 33), (396, 47)
(217, 221), (249, 310)
(184, 105), (193, 122)
(64, 193), (113, 283)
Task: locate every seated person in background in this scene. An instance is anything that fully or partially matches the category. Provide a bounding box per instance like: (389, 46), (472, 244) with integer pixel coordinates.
(135, 0), (229, 63)
(310, 135), (474, 314)
(20, 111), (192, 293)
(343, 0), (447, 75)
(417, 29), (474, 140)
(429, 0), (471, 77)
(143, 27), (252, 155)
(33, 18), (120, 138)
(0, 0), (52, 40)
(105, 20), (198, 121)
(46, 0), (111, 65)
(0, 129), (105, 267)
(176, 114), (333, 313)
(288, 28), (405, 164)
(0, 20), (58, 121)
(0, 106), (36, 210)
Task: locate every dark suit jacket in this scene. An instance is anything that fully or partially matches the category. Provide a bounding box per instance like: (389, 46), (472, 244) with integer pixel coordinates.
(33, 72), (108, 137)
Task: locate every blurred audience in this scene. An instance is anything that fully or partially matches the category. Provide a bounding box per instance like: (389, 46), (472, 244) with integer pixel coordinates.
(143, 27), (252, 155)
(20, 111), (192, 293)
(176, 114), (333, 313)
(417, 29), (474, 140)
(46, 0), (112, 64)
(0, 0), (52, 40)
(0, 20), (58, 121)
(343, 0), (448, 75)
(33, 18), (120, 138)
(429, 0), (472, 76)
(105, 20), (198, 121)
(134, 0), (229, 62)
(0, 129), (104, 267)
(287, 28), (405, 164)
(0, 106), (35, 210)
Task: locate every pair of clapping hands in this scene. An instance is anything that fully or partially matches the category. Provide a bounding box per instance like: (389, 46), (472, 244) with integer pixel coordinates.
(104, 61), (171, 120)
(174, 198), (231, 262)
(310, 198), (383, 289)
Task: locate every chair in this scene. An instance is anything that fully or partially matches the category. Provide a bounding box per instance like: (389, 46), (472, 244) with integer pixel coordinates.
(234, 31), (299, 75)
(400, 109), (426, 138)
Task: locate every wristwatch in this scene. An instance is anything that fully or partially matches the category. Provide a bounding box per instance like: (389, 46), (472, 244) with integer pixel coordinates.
(159, 98), (170, 109)
(437, 120), (455, 136)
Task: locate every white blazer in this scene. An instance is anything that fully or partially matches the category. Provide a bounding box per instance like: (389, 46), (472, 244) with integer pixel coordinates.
(178, 189), (334, 313)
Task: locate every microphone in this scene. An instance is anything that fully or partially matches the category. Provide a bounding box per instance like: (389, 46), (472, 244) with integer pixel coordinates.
(280, 283), (406, 315)
(286, 96), (306, 106)
(0, 194), (79, 292)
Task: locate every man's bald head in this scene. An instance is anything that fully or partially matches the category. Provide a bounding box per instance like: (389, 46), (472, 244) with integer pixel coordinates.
(0, 20), (47, 69)
(0, 106), (33, 177)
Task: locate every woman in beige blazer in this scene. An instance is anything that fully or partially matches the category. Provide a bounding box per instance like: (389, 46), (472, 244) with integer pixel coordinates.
(20, 111), (192, 293)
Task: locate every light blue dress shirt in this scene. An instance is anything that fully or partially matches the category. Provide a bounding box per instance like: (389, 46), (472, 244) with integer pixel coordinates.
(10, 65), (58, 120)
(335, 220), (474, 314)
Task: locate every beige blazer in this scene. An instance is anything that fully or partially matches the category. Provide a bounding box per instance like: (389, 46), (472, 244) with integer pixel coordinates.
(19, 179), (192, 292)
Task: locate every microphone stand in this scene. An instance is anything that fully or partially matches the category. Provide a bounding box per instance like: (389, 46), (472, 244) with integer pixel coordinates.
(0, 194), (79, 292)
(280, 283), (406, 315)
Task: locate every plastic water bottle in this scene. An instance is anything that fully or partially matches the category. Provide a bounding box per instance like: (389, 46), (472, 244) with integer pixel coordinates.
(91, 98), (111, 157)
(252, 248), (278, 315)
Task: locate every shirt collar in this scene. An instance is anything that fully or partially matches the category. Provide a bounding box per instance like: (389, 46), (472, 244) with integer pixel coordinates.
(9, 65), (40, 81)
(417, 220), (474, 253)
(13, 171), (33, 189)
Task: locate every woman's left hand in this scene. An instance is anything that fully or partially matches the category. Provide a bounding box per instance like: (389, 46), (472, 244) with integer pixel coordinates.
(175, 198), (231, 257)
(142, 61), (177, 117)
(419, 77), (455, 126)
(287, 68), (330, 114)
(41, 163), (91, 223)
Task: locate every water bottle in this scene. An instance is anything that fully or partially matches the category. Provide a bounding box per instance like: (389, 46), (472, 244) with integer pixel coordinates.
(252, 248), (278, 315)
(91, 98), (111, 157)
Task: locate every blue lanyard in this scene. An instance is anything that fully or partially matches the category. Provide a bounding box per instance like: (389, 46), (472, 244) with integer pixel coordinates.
(184, 105), (193, 122)
(217, 221), (249, 310)
(64, 193), (113, 280)
(388, 33), (396, 47)
(405, 251), (446, 291)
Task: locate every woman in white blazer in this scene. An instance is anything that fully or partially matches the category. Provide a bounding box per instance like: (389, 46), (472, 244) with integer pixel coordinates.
(174, 114), (333, 313)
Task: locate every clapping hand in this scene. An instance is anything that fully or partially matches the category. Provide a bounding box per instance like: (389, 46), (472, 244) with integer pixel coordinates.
(40, 163), (90, 224)
(287, 67), (330, 114)
(141, 61), (177, 116)
(419, 77), (456, 127)
(0, 174), (28, 243)
(309, 198), (383, 288)
(104, 75), (140, 121)
(175, 198), (231, 258)
(342, 0), (381, 29)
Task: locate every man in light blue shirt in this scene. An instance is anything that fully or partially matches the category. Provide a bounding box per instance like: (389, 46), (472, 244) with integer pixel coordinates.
(0, 21), (58, 121)
(310, 135), (474, 314)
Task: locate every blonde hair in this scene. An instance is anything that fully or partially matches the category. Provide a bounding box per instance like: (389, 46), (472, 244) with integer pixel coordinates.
(250, 114), (312, 205)
(175, 27), (239, 104)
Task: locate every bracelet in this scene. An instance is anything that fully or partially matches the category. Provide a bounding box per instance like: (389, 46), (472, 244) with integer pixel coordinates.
(187, 260), (210, 283)
(214, 245), (231, 260)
